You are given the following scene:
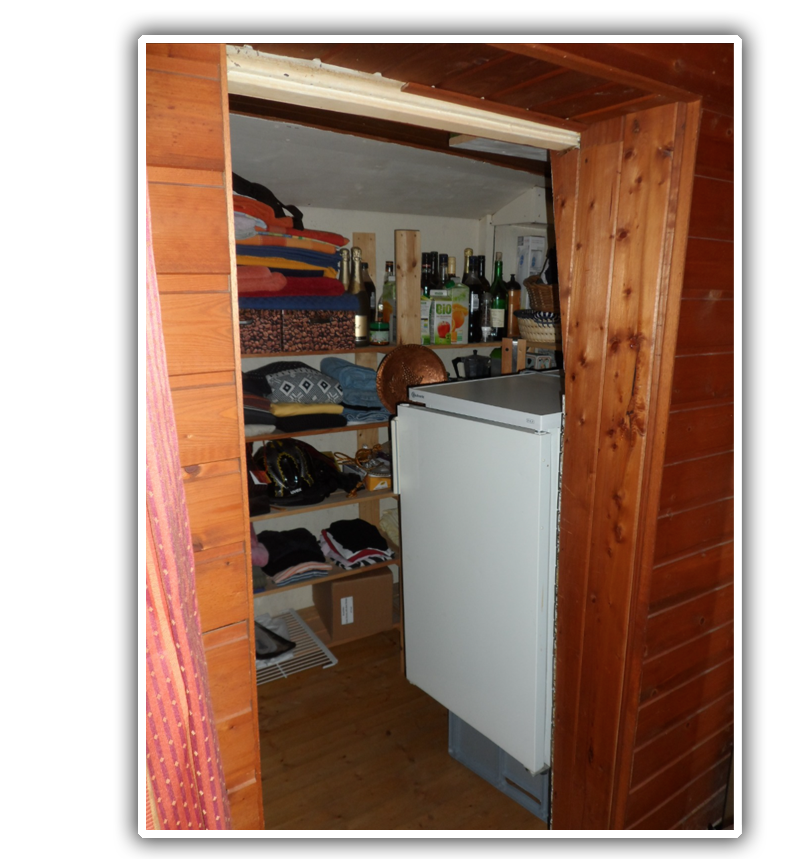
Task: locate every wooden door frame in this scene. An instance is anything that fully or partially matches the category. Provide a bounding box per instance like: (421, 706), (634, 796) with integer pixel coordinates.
(220, 48), (702, 829)
(550, 100), (701, 828)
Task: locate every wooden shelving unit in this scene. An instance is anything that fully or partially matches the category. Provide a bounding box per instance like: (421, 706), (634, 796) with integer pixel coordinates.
(249, 487), (397, 522)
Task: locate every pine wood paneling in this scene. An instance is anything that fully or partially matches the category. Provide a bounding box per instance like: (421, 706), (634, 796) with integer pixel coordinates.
(216, 708), (260, 788)
(669, 353), (734, 410)
(204, 622), (256, 722)
(675, 298), (734, 355)
(658, 452), (734, 515)
(640, 623), (733, 703)
(681, 238), (734, 299)
(183, 469), (246, 553)
(146, 42), (222, 72)
(171, 383), (242, 466)
(227, 779), (263, 830)
(650, 543), (734, 607)
(195, 545), (249, 632)
(632, 691), (733, 787)
(158, 293), (236, 377)
(552, 102), (699, 830)
(653, 500), (734, 568)
(148, 183), (232, 273)
(676, 788), (727, 830)
(157, 273), (230, 294)
(635, 658), (733, 747)
(629, 755), (732, 829)
(687, 176), (734, 242)
(146, 69), (226, 171)
(626, 724), (733, 825)
(644, 584), (733, 658)
(695, 110), (734, 182)
(663, 404), (734, 464)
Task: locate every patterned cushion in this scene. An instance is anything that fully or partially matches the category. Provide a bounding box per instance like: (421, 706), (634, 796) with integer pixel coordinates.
(247, 361), (342, 405)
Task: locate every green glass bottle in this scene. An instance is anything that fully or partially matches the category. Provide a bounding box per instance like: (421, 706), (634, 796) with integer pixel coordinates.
(489, 252), (506, 340)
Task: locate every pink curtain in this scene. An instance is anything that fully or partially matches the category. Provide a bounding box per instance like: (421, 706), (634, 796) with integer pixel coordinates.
(145, 189), (231, 830)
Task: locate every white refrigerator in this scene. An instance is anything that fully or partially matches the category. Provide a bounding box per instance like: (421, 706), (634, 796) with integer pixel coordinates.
(390, 371), (563, 775)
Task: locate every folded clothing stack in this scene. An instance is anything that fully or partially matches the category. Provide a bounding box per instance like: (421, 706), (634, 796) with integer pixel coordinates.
(319, 518), (395, 570)
(320, 356), (391, 423)
(231, 172), (350, 295)
(256, 527), (332, 587)
(242, 360), (348, 434)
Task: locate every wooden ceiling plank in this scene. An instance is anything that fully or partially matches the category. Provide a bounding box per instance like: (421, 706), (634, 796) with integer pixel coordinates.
(401, 81), (587, 133)
(488, 43), (701, 105)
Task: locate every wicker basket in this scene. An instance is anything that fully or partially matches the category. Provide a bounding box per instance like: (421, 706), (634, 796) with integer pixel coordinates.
(524, 277), (560, 314)
(515, 310), (562, 345)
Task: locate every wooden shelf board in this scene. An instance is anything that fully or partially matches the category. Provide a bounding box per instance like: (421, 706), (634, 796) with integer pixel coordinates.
(241, 342), (504, 359)
(246, 420), (389, 444)
(254, 547), (400, 595)
(249, 487), (398, 521)
(524, 340), (562, 351)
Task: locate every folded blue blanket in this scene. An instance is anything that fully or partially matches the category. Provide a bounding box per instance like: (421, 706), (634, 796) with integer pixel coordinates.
(235, 244), (341, 269)
(320, 356), (378, 391)
(343, 407), (390, 422)
(239, 295), (360, 311)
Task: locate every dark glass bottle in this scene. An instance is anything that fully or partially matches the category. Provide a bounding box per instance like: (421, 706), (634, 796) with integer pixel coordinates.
(349, 247), (369, 347)
(361, 261), (377, 324)
(421, 253), (430, 297)
(428, 251), (442, 294)
(463, 254), (485, 343)
(437, 254), (449, 290)
(505, 274), (522, 340)
(489, 252), (506, 341)
(478, 254), (491, 292)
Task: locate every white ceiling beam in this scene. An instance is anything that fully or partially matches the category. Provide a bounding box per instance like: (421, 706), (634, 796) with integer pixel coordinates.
(226, 46), (580, 153)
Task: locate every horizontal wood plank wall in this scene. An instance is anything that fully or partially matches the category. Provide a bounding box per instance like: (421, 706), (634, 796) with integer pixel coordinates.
(146, 42), (264, 830)
(550, 102), (699, 830)
(625, 107), (734, 830)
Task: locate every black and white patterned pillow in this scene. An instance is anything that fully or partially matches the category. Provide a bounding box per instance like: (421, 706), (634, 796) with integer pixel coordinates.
(247, 361), (343, 405)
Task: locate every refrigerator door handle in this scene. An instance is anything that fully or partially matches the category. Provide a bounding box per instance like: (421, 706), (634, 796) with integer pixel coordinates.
(390, 415), (400, 493)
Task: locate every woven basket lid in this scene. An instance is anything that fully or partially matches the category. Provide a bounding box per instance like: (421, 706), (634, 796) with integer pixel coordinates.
(376, 345), (448, 413)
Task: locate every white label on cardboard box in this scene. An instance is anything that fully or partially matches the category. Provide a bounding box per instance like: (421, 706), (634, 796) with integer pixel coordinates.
(340, 596), (354, 625)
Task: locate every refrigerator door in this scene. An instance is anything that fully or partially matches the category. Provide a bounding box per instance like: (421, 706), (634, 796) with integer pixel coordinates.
(392, 403), (559, 774)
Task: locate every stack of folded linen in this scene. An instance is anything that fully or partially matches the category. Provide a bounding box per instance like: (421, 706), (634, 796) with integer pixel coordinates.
(231, 173), (351, 296)
(255, 527), (332, 587)
(242, 361), (348, 434)
(320, 356), (391, 423)
(319, 519), (395, 570)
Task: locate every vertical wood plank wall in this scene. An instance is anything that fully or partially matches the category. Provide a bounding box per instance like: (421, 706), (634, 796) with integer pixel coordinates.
(145, 43), (264, 830)
(623, 107), (735, 830)
(549, 102), (701, 829)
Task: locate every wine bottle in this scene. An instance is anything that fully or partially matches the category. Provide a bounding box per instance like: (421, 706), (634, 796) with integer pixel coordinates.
(421, 253), (430, 297)
(444, 256), (457, 288)
(463, 254), (485, 343)
(438, 254), (450, 289)
(361, 261), (377, 324)
(505, 273), (522, 340)
(338, 247), (351, 291)
(428, 251), (442, 295)
(478, 254), (491, 292)
(349, 247), (369, 347)
(489, 252), (506, 341)
(380, 260), (397, 344)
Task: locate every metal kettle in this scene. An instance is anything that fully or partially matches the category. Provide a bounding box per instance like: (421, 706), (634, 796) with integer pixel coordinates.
(452, 350), (491, 380)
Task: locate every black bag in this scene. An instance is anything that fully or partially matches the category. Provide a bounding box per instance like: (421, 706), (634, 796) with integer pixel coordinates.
(232, 172), (305, 231)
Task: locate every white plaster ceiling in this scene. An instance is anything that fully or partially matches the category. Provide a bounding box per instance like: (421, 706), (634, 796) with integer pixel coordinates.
(229, 113), (548, 220)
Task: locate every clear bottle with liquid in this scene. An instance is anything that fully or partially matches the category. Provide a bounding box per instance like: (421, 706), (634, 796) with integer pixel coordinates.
(361, 261), (377, 325)
(349, 247), (369, 347)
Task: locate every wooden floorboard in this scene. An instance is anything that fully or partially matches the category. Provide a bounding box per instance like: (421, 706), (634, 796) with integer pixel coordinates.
(256, 629), (548, 831)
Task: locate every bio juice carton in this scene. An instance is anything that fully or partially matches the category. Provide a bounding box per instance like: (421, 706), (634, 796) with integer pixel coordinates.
(429, 290), (453, 345)
(420, 297), (431, 344)
(448, 284), (469, 344)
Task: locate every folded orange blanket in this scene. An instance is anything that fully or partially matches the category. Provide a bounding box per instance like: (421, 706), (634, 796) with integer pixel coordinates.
(237, 234), (338, 255)
(233, 195), (295, 229)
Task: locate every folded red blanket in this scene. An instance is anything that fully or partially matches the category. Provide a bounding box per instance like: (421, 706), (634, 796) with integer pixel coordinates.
(236, 267), (287, 294)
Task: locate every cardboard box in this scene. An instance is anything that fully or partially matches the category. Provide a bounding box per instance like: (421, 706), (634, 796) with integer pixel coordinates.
(313, 568), (394, 643)
(448, 284), (470, 344)
(516, 236), (547, 286)
(429, 289), (453, 345)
